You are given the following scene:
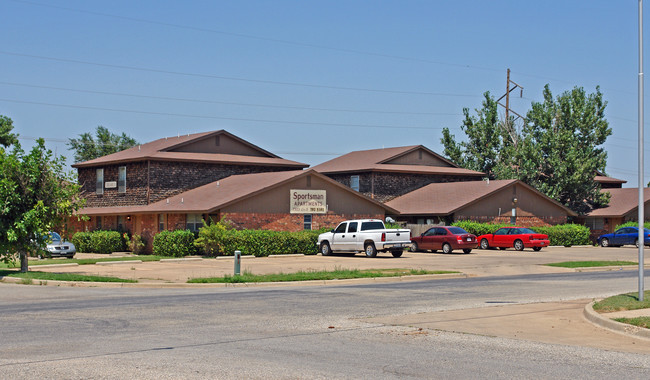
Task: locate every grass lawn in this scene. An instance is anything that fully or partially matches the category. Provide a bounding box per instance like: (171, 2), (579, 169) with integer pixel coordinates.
(592, 291), (650, 313)
(613, 317), (650, 328)
(188, 268), (458, 283)
(546, 261), (638, 268)
(0, 255), (165, 268)
(0, 269), (136, 283)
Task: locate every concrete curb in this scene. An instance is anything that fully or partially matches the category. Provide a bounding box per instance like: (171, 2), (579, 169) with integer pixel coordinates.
(0, 272), (468, 288)
(30, 263), (80, 268)
(583, 301), (650, 341)
(96, 260), (143, 266)
(574, 265), (649, 272)
(160, 258), (204, 262)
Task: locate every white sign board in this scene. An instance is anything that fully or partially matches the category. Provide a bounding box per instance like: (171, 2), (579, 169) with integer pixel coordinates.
(105, 181), (117, 189)
(290, 190), (326, 214)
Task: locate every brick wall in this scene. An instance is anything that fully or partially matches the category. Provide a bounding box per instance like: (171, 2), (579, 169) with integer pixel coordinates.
(225, 212), (383, 231)
(453, 215), (567, 226)
(326, 172), (480, 202)
(79, 161), (296, 207)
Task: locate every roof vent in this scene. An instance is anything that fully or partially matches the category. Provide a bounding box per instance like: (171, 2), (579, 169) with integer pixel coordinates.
(181, 197), (184, 204)
(166, 199), (169, 204)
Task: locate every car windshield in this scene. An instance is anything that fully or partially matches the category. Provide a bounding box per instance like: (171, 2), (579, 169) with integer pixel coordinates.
(448, 227), (468, 235)
(518, 228), (537, 234)
(48, 232), (62, 242)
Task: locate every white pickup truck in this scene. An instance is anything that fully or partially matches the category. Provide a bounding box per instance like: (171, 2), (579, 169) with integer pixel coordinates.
(317, 219), (411, 257)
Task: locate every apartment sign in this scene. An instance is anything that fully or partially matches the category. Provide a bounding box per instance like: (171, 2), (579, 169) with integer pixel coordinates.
(290, 190), (327, 214)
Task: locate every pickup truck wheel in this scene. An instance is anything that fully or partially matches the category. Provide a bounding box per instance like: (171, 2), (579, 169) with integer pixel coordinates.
(320, 242), (331, 256)
(514, 239), (524, 251)
(442, 243), (452, 254)
(364, 243), (377, 257)
(410, 242), (419, 252)
(391, 250), (403, 258)
(480, 239), (489, 250)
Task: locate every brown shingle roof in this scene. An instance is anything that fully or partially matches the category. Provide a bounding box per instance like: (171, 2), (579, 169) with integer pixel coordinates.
(587, 188), (650, 217)
(312, 145), (483, 176)
(77, 169), (397, 215)
(72, 130), (307, 168)
(386, 179), (576, 216)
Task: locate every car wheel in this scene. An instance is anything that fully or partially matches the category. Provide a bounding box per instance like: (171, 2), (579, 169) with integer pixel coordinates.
(442, 243), (452, 254)
(514, 239), (524, 251)
(462, 249), (472, 254)
(532, 246), (542, 252)
(600, 238), (609, 247)
(320, 242), (331, 256)
(364, 243), (377, 258)
(498, 247), (507, 250)
(410, 242), (419, 252)
(391, 250), (403, 258)
(480, 239), (489, 250)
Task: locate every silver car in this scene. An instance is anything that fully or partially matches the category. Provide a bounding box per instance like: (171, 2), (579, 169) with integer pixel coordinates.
(45, 232), (76, 258)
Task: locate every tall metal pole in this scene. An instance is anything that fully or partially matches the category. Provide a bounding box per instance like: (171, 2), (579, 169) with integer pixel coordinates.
(638, 0), (645, 302)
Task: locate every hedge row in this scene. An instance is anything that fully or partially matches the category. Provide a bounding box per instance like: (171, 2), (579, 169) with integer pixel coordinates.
(194, 225), (324, 257)
(71, 231), (125, 254)
(451, 221), (591, 247)
(152, 230), (197, 257)
(615, 221), (650, 230)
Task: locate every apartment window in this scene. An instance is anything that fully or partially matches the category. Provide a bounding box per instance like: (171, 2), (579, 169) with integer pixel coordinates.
(117, 215), (125, 232)
(187, 213), (203, 232)
(96, 168), (104, 195)
(159, 214), (166, 232)
(96, 216), (102, 230)
(350, 175), (360, 191)
(303, 214), (312, 230)
(118, 166), (126, 193)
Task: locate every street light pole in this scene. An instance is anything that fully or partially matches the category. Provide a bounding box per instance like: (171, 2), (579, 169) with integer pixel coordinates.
(638, 0), (645, 302)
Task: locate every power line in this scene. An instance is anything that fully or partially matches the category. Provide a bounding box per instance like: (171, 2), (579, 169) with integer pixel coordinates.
(0, 81), (461, 117)
(1, 98), (456, 131)
(0, 51), (479, 98)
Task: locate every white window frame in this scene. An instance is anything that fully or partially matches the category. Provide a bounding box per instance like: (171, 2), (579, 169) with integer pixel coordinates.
(350, 175), (360, 192)
(96, 168), (104, 195)
(118, 166), (126, 193)
(187, 213), (203, 232)
(304, 214), (312, 230)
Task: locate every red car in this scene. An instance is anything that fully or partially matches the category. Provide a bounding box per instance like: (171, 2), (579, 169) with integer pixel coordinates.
(478, 227), (550, 251)
(410, 226), (478, 254)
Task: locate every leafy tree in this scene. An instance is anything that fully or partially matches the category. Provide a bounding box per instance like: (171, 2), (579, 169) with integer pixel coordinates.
(67, 126), (138, 163)
(0, 138), (84, 272)
(441, 92), (514, 178)
(0, 115), (18, 147)
(511, 85), (611, 214)
(442, 85), (612, 214)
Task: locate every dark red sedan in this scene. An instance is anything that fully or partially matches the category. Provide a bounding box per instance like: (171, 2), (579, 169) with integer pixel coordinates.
(478, 226), (550, 251)
(410, 226), (478, 254)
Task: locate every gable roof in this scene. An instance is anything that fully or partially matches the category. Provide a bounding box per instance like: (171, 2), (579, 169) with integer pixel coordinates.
(77, 169), (398, 215)
(311, 145), (484, 177)
(587, 188), (650, 217)
(72, 130), (307, 169)
(386, 179), (576, 216)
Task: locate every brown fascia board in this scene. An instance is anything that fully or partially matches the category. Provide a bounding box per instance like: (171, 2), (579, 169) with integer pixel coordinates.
(72, 154), (308, 169)
(377, 145), (461, 168)
(162, 130), (281, 158)
(314, 166), (484, 176)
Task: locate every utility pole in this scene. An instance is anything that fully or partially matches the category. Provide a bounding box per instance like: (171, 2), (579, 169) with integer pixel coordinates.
(497, 68), (525, 145)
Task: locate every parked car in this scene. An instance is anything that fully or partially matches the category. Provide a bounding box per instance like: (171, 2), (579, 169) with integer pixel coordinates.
(43, 232), (76, 258)
(478, 227), (549, 251)
(410, 226), (477, 254)
(597, 227), (650, 247)
(317, 219), (411, 257)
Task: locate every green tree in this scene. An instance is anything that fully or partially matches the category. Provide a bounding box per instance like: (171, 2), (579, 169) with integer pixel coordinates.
(67, 126), (138, 163)
(0, 115), (18, 147)
(511, 85), (611, 214)
(0, 139), (84, 272)
(441, 92), (514, 178)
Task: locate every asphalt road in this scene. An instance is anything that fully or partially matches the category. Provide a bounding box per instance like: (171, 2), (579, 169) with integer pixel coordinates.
(1, 271), (649, 379)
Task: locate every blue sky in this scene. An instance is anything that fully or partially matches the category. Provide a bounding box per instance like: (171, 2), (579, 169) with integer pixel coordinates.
(0, 0), (646, 186)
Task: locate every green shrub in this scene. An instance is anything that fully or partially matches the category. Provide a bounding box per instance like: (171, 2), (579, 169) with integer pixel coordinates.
(90, 230), (124, 254)
(126, 233), (146, 254)
(451, 221), (591, 247)
(153, 230), (197, 257)
(71, 232), (93, 253)
(195, 225), (321, 257)
(615, 221), (650, 230)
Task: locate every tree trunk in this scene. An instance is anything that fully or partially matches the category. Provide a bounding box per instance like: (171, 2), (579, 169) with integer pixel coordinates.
(20, 250), (28, 273)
